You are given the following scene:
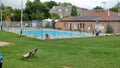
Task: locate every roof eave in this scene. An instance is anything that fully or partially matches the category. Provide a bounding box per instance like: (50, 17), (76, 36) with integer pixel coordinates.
(60, 20), (120, 22)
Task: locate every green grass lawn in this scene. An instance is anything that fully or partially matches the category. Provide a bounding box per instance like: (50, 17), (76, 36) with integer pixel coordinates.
(0, 31), (120, 68)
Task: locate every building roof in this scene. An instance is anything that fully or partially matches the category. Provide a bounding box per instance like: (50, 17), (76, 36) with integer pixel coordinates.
(49, 6), (89, 16)
(82, 10), (118, 17)
(49, 6), (72, 15)
(58, 10), (120, 22)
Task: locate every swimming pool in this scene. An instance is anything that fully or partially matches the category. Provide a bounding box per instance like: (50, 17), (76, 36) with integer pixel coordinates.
(17, 29), (86, 39)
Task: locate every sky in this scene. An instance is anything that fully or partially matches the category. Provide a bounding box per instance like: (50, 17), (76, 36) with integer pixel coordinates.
(1, 0), (120, 10)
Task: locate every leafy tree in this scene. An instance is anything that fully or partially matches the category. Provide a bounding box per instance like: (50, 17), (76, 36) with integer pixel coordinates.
(0, 5), (12, 20)
(31, 10), (45, 20)
(110, 7), (119, 12)
(63, 14), (70, 18)
(50, 13), (60, 20)
(93, 6), (103, 10)
(110, 2), (120, 12)
(11, 9), (21, 21)
(70, 6), (78, 16)
(34, 0), (40, 2)
(24, 0), (33, 20)
(58, 2), (72, 6)
(49, 13), (60, 28)
(23, 13), (29, 21)
(43, 1), (58, 18)
(44, 1), (58, 9)
(24, 0), (48, 20)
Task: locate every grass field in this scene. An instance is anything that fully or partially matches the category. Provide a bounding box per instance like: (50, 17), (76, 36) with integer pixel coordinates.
(0, 31), (120, 68)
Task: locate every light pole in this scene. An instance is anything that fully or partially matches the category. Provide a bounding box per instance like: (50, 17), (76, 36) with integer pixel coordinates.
(118, 2), (120, 16)
(20, 0), (23, 35)
(102, 2), (106, 10)
(0, 1), (2, 31)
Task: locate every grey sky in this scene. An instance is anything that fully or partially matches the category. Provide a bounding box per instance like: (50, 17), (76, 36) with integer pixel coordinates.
(1, 0), (120, 9)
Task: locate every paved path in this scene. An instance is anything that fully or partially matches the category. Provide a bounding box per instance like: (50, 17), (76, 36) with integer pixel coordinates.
(0, 41), (9, 46)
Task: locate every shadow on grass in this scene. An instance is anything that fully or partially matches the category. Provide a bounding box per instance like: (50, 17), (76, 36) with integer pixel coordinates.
(20, 56), (40, 62)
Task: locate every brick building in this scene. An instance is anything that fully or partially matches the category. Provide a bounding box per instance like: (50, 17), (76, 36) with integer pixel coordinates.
(55, 10), (120, 33)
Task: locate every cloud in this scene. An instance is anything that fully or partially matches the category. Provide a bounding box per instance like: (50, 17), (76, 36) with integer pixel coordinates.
(2, 0), (27, 9)
(1, 0), (120, 9)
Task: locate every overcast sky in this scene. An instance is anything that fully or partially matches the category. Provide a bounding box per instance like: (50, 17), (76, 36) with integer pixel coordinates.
(1, 0), (120, 10)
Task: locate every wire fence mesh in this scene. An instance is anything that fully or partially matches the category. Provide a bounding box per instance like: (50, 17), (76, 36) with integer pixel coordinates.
(1, 21), (95, 39)
(1, 21), (120, 39)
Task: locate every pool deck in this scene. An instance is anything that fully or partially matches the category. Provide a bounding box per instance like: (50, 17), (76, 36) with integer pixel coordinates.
(3, 28), (115, 40)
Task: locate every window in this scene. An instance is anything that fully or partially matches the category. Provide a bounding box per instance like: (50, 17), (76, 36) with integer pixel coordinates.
(65, 8), (68, 12)
(58, 9), (62, 12)
(53, 7), (56, 10)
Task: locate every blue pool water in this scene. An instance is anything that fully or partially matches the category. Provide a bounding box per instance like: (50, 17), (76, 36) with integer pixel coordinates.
(19, 29), (86, 39)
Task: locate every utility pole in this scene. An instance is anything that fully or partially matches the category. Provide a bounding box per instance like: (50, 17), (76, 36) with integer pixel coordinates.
(102, 2), (106, 10)
(0, 0), (2, 31)
(118, 2), (120, 16)
(20, 0), (23, 35)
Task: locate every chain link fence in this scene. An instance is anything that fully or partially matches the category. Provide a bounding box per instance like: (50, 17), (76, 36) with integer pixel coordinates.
(1, 21), (94, 39)
(1, 21), (120, 39)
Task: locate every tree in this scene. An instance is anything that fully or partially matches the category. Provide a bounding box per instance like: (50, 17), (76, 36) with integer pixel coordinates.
(43, 1), (58, 18)
(93, 6), (103, 10)
(70, 6), (78, 16)
(24, 0), (48, 20)
(11, 9), (21, 21)
(49, 13), (60, 28)
(110, 2), (120, 12)
(50, 13), (60, 20)
(31, 10), (45, 20)
(0, 5), (12, 21)
(58, 2), (72, 6)
(110, 7), (119, 12)
(23, 13), (29, 21)
(44, 1), (57, 9)
(34, 0), (40, 2)
(63, 14), (70, 18)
